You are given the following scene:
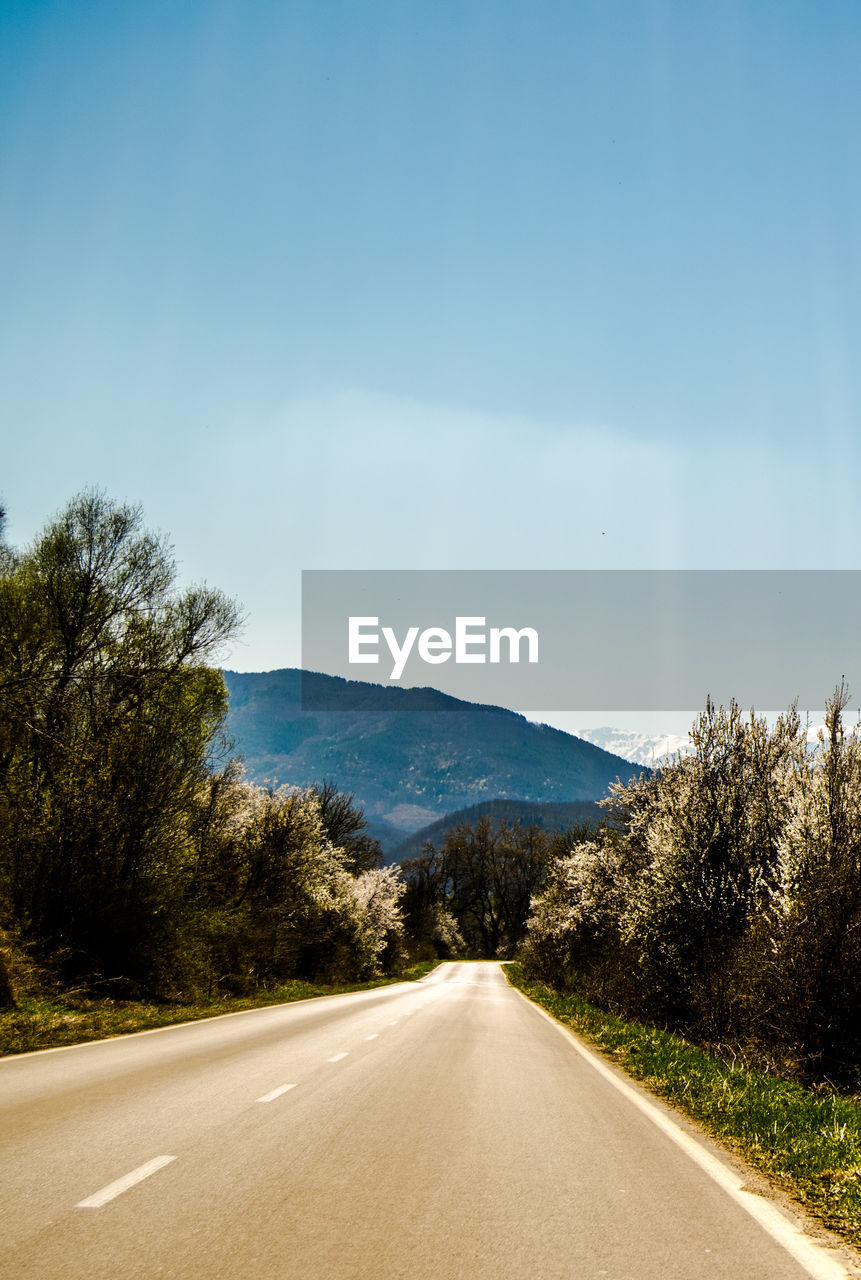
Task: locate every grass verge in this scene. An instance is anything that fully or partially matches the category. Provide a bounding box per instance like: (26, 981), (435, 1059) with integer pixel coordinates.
(506, 963), (861, 1249)
(0, 960), (438, 1058)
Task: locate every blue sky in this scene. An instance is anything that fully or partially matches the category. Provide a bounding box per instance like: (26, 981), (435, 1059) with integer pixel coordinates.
(2, 1), (860, 733)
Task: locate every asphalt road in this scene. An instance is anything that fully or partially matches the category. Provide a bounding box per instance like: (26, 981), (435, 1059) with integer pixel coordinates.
(0, 961), (855, 1279)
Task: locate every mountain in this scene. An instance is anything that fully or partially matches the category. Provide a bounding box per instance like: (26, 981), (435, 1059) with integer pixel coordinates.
(388, 797), (605, 864)
(576, 722), (844, 768)
(222, 669), (647, 841)
(574, 726), (691, 767)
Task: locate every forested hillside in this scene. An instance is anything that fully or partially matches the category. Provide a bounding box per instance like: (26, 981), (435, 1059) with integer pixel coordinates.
(223, 668), (643, 835)
(389, 798), (602, 863)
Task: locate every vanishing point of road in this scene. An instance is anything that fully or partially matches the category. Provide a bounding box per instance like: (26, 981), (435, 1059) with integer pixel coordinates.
(0, 961), (856, 1279)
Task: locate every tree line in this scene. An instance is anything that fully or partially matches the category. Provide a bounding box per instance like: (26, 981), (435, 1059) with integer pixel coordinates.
(0, 493), (406, 1004)
(521, 689), (861, 1086)
(401, 816), (591, 959)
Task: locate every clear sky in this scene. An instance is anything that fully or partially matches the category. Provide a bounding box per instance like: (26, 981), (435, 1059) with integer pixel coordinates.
(2, 1), (860, 735)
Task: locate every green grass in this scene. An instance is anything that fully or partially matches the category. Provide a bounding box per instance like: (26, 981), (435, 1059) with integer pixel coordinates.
(506, 964), (861, 1248)
(0, 960), (438, 1058)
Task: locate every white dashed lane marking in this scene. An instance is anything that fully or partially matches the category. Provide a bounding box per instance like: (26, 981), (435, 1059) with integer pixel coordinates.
(257, 1084), (296, 1103)
(76, 1156), (176, 1209)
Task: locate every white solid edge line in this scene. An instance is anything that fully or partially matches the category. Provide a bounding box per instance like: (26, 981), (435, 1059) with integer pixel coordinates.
(76, 1156), (176, 1209)
(257, 1083), (297, 1103)
(327, 1052), (348, 1063)
(513, 989), (850, 1280)
(364, 1034), (379, 1041)
(0, 973), (450, 1064)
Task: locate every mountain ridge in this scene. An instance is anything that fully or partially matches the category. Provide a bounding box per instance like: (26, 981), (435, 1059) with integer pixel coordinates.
(222, 668), (648, 836)
(388, 797), (605, 864)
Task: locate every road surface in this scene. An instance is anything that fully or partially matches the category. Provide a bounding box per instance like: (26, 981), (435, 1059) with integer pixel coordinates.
(0, 961), (854, 1279)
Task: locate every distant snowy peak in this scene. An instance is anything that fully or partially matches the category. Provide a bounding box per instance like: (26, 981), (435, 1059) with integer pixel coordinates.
(577, 722), (855, 768)
(575, 727), (691, 768)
